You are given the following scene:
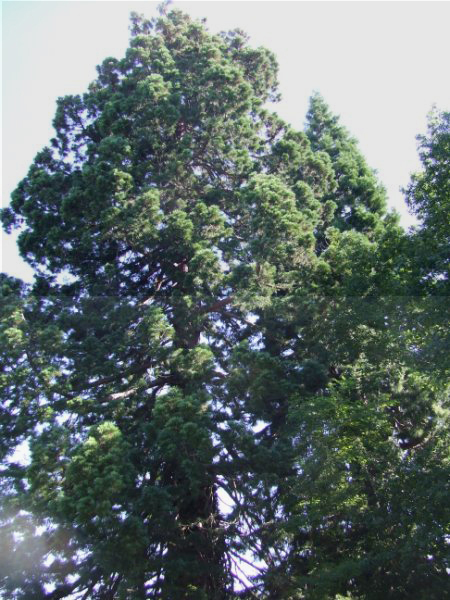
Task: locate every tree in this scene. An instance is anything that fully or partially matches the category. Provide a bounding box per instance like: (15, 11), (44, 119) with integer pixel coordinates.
(234, 96), (449, 599)
(405, 107), (449, 293)
(1, 8), (448, 599)
(305, 92), (387, 237)
(402, 108), (450, 381)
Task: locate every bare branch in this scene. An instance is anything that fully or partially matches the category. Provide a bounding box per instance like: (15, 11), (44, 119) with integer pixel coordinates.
(108, 387), (137, 401)
(228, 548), (266, 573)
(198, 296), (234, 315)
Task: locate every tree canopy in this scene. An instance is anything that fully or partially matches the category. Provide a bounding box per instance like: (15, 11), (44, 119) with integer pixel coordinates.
(1, 8), (448, 599)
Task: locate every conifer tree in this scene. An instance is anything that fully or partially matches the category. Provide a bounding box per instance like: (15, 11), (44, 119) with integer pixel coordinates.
(406, 107), (449, 294)
(305, 93), (387, 237)
(1, 8), (448, 600)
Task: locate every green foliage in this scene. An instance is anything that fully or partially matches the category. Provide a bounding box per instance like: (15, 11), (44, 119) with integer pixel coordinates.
(305, 92), (388, 238)
(1, 7), (448, 600)
(405, 107), (450, 294)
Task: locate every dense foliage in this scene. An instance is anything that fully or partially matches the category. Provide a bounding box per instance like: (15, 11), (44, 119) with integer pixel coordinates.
(1, 8), (448, 599)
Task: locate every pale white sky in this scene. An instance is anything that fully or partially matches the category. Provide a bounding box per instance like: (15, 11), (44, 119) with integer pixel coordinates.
(2, 1), (449, 282)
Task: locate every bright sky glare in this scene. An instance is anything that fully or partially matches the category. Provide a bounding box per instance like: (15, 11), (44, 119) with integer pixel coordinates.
(2, 0), (449, 282)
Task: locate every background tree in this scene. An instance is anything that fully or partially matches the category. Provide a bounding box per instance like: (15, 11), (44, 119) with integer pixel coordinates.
(1, 7), (448, 600)
(305, 92), (387, 238)
(405, 107), (449, 293)
(402, 108), (449, 381)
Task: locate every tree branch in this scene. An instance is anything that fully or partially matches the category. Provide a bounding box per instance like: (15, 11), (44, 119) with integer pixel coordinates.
(198, 296), (234, 315)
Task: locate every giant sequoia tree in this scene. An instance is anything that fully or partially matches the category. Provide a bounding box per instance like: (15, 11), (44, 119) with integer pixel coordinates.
(1, 9), (448, 600)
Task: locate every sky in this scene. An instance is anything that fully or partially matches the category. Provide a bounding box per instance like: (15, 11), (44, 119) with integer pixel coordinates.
(2, 0), (450, 282)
